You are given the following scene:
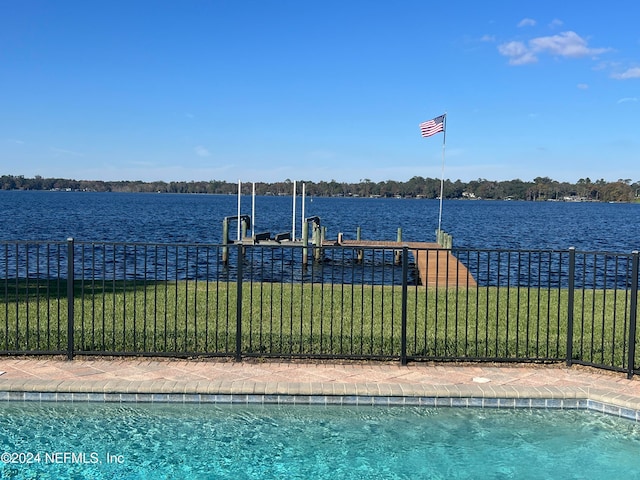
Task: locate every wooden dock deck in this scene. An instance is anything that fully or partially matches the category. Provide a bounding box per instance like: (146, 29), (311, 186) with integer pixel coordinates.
(339, 240), (477, 287)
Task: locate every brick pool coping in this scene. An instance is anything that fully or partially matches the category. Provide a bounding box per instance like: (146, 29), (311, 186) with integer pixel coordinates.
(1, 358), (640, 421)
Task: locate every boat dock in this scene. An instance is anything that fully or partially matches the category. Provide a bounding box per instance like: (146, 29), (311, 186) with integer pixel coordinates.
(339, 240), (477, 288)
(221, 190), (476, 287)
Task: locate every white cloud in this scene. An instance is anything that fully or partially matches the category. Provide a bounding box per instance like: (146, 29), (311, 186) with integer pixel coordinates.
(617, 97), (638, 104)
(611, 67), (640, 79)
(517, 18), (536, 28)
(593, 60), (622, 72)
(577, 83), (589, 89)
(549, 19), (563, 29)
(194, 145), (211, 157)
(498, 31), (610, 65)
(480, 34), (495, 42)
(529, 31), (610, 58)
(497, 41), (538, 65)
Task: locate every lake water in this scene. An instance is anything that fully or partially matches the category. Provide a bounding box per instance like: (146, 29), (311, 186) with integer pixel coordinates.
(0, 190), (638, 252)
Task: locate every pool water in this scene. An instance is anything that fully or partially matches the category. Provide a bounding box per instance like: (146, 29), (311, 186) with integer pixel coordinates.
(1, 403), (640, 479)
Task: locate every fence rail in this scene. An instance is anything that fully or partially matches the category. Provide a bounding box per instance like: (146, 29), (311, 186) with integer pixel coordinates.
(2, 239), (639, 377)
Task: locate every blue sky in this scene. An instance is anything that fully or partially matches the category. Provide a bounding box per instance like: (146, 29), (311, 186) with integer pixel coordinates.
(1, 1), (639, 183)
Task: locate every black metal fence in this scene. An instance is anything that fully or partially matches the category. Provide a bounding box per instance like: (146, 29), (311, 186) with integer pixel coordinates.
(2, 239), (639, 377)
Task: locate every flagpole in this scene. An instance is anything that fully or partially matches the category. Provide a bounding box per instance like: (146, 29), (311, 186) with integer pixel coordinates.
(237, 179), (241, 241)
(437, 113), (447, 235)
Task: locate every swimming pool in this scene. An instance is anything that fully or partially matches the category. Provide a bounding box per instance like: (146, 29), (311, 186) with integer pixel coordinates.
(2, 402), (640, 479)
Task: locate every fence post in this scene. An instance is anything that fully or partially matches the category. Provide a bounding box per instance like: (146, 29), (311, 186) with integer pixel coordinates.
(400, 246), (408, 365)
(626, 251), (639, 379)
(66, 237), (75, 360)
(566, 247), (575, 367)
(235, 244), (243, 361)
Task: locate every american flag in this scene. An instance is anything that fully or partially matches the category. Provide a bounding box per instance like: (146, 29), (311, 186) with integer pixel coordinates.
(419, 115), (445, 138)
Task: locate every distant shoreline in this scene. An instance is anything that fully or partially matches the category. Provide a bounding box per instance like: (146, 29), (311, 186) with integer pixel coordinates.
(1, 174), (638, 203)
(4, 189), (635, 204)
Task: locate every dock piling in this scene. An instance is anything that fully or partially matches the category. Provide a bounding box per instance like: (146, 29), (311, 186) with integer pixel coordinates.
(222, 217), (229, 264)
(302, 220), (309, 266)
(435, 229), (453, 249)
(395, 228), (403, 265)
(222, 215), (251, 265)
(315, 226), (325, 262)
(356, 226), (363, 263)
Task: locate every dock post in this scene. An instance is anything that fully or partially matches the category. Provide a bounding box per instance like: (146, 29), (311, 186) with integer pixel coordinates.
(222, 217), (229, 265)
(315, 226), (325, 262)
(302, 220), (309, 267)
(395, 227), (403, 265)
(241, 217), (248, 240)
(309, 217), (321, 262)
(356, 226), (363, 263)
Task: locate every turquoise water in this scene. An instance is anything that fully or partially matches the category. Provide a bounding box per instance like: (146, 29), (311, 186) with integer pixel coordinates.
(2, 403), (640, 479)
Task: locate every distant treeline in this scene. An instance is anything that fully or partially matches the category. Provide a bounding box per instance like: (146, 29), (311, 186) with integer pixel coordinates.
(2, 175), (639, 203)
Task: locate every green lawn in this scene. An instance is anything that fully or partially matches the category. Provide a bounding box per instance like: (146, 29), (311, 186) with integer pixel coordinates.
(1, 279), (637, 370)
